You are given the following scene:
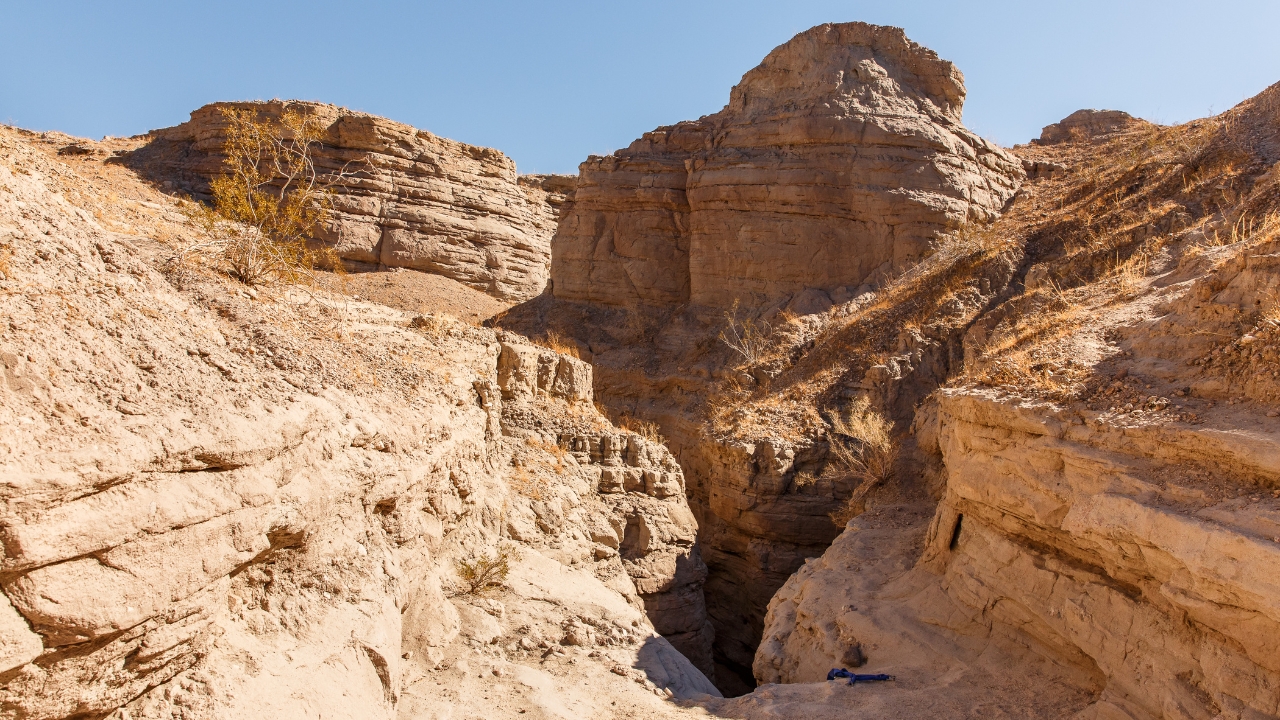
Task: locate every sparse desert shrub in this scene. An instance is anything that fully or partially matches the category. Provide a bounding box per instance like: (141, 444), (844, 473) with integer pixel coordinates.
(534, 329), (580, 358)
(1107, 250), (1150, 297)
(409, 312), (452, 339)
(793, 470), (818, 488)
(182, 106), (355, 286)
(826, 398), (898, 526)
(619, 416), (665, 444)
(456, 549), (510, 595)
(720, 299), (772, 364)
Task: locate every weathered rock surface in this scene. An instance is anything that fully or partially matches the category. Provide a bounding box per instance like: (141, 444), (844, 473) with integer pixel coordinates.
(551, 21), (1024, 309)
(757, 389), (1280, 718)
(1036, 108), (1148, 145)
(0, 128), (715, 719)
(138, 100), (571, 300)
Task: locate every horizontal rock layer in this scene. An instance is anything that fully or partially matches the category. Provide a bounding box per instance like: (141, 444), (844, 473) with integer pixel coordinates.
(139, 100), (570, 300)
(756, 389), (1280, 718)
(0, 131), (716, 718)
(551, 22), (1024, 310)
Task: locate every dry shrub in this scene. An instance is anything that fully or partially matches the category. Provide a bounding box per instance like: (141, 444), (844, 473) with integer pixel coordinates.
(182, 106), (354, 286)
(1107, 250), (1150, 297)
(720, 298), (772, 364)
(409, 312), (452, 339)
(456, 549), (510, 595)
(525, 437), (569, 474)
(534, 329), (580, 358)
(619, 416), (665, 444)
(826, 398), (898, 526)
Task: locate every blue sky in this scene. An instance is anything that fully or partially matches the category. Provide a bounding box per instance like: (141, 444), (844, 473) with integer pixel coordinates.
(2, 1), (1278, 174)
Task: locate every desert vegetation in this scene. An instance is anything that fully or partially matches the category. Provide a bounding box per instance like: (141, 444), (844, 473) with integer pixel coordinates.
(179, 106), (351, 286)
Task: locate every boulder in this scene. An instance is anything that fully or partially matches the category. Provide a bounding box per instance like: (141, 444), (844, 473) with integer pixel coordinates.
(1036, 109), (1148, 145)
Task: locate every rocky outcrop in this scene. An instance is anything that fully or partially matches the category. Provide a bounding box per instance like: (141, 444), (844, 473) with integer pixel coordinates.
(1036, 108), (1147, 145)
(0, 130), (715, 719)
(551, 22), (1024, 310)
(493, 337), (715, 674)
(138, 100), (571, 300)
(757, 388), (1280, 718)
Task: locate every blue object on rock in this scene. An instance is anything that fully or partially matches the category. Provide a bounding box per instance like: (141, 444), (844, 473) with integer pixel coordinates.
(827, 668), (895, 685)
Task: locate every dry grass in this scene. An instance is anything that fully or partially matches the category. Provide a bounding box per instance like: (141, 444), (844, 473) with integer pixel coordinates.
(618, 416), (665, 444)
(533, 329), (580, 358)
(825, 398), (898, 526)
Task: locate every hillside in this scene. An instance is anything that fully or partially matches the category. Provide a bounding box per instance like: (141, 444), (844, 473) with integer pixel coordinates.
(1, 19), (1279, 720)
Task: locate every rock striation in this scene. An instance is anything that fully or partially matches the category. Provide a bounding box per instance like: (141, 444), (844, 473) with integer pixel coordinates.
(0, 129), (715, 718)
(139, 100), (571, 300)
(551, 22), (1024, 310)
(757, 388), (1280, 718)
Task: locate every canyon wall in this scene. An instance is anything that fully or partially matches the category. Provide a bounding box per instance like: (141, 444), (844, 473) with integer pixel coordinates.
(551, 22), (1024, 310)
(139, 100), (569, 300)
(0, 129), (715, 718)
(515, 21), (1027, 693)
(756, 387), (1280, 719)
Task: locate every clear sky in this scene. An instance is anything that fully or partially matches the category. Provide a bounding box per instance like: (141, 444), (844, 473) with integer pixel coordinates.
(3, 1), (1278, 174)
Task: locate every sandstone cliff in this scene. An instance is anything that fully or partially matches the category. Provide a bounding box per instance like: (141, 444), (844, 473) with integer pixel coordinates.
(551, 22), (1024, 310)
(503, 28), (1280, 709)
(0, 127), (715, 719)
(136, 100), (571, 301)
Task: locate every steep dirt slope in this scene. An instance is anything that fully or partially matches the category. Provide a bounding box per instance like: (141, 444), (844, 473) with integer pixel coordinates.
(0, 126), (718, 719)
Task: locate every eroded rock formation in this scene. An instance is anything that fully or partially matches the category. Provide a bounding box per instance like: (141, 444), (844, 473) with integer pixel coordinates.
(0, 128), (715, 719)
(139, 100), (570, 300)
(551, 22), (1024, 310)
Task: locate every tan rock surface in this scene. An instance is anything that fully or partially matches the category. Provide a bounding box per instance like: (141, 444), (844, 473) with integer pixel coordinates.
(136, 100), (572, 300)
(551, 22), (1024, 309)
(0, 126), (714, 719)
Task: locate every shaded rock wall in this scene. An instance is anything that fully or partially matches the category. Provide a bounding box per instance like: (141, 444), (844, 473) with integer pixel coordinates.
(140, 100), (570, 300)
(551, 22), (1024, 310)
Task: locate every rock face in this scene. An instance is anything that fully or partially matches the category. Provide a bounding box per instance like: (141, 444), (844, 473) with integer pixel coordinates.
(493, 337), (716, 674)
(0, 129), (715, 719)
(1036, 108), (1146, 145)
(551, 22), (1024, 309)
(757, 389), (1280, 718)
(141, 100), (571, 300)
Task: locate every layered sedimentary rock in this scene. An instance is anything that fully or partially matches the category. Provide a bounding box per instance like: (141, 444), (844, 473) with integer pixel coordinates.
(552, 22), (1024, 309)
(0, 130), (716, 719)
(494, 337), (715, 673)
(141, 100), (570, 300)
(757, 388), (1280, 719)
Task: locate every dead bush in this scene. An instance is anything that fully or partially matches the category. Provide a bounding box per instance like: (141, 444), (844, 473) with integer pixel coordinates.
(826, 398), (898, 526)
(182, 106), (358, 286)
(456, 549), (510, 595)
(720, 299), (771, 364)
(619, 416), (665, 444)
(534, 329), (580, 358)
